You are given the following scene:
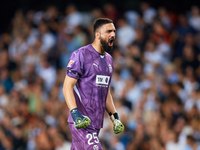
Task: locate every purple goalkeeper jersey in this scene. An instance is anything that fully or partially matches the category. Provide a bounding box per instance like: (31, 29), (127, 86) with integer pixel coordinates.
(66, 44), (113, 129)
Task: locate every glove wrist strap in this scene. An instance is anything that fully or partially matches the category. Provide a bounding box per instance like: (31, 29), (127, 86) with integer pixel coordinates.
(110, 112), (119, 122)
(71, 108), (81, 121)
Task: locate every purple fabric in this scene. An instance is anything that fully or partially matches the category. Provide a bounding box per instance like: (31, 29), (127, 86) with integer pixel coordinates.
(66, 44), (113, 129)
(69, 123), (103, 150)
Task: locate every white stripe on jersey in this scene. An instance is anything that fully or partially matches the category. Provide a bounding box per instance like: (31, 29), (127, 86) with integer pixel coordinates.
(73, 85), (82, 103)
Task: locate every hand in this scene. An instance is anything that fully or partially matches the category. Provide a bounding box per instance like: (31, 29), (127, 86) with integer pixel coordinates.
(110, 113), (124, 134)
(112, 119), (124, 134)
(71, 108), (91, 129)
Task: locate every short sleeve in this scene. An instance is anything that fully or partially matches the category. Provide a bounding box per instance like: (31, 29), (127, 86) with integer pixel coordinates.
(66, 50), (84, 79)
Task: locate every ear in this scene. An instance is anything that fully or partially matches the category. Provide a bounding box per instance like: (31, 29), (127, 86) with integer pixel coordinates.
(95, 32), (100, 39)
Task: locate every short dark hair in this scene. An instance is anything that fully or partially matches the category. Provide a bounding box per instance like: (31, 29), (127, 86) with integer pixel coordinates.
(93, 18), (113, 34)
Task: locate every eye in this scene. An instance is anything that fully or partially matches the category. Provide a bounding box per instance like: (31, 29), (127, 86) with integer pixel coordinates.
(107, 30), (115, 33)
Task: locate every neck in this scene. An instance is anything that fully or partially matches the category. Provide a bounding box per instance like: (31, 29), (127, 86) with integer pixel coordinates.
(91, 40), (105, 54)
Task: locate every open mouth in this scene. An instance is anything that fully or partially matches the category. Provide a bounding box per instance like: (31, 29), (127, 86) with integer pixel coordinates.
(108, 38), (115, 47)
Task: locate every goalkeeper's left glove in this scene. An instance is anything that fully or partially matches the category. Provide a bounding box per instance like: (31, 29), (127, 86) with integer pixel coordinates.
(109, 112), (124, 134)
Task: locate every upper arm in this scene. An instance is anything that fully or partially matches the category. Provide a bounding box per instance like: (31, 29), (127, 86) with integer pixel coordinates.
(63, 75), (78, 91)
(66, 50), (84, 79)
(62, 74), (78, 110)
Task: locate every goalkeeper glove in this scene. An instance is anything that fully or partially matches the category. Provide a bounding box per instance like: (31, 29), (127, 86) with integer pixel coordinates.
(110, 112), (124, 134)
(71, 108), (91, 129)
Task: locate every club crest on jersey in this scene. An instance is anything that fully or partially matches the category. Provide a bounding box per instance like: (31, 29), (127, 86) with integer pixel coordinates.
(93, 145), (99, 150)
(108, 64), (112, 73)
(67, 60), (74, 67)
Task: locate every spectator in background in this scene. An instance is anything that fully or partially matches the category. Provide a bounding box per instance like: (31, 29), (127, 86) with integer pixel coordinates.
(43, 5), (60, 34)
(184, 90), (200, 113)
(151, 21), (171, 44)
(124, 10), (139, 28)
(111, 70), (126, 98)
(158, 81), (172, 103)
(8, 33), (29, 63)
(21, 22), (38, 47)
(35, 131), (53, 150)
(0, 68), (14, 94)
(166, 129), (185, 150)
(37, 54), (57, 92)
(65, 4), (83, 32)
(172, 82), (188, 103)
(183, 33), (200, 57)
(103, 3), (119, 24)
(177, 14), (196, 38)
(38, 22), (56, 54)
(183, 135), (200, 150)
(0, 116), (13, 149)
(164, 63), (179, 83)
(143, 40), (162, 74)
(22, 46), (40, 74)
(156, 35), (171, 66)
(91, 8), (105, 20)
(188, 6), (200, 32)
(140, 2), (157, 24)
(157, 7), (172, 31)
(121, 76), (142, 108)
(0, 85), (8, 113)
(54, 134), (72, 150)
(172, 14), (196, 58)
(116, 17), (137, 53)
(0, 50), (17, 72)
(58, 29), (79, 69)
(73, 26), (88, 49)
(11, 10), (25, 38)
(109, 135), (125, 150)
(181, 45), (200, 73)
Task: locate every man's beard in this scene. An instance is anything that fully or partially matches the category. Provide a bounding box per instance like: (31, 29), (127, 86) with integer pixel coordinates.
(100, 38), (113, 53)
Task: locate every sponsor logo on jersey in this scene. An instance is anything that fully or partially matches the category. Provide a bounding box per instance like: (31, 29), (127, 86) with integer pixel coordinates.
(67, 60), (74, 67)
(109, 64), (112, 73)
(96, 75), (110, 87)
(93, 145), (99, 150)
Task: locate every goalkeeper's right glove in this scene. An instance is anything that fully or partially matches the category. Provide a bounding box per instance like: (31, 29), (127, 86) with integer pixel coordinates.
(70, 108), (91, 129)
(110, 112), (124, 134)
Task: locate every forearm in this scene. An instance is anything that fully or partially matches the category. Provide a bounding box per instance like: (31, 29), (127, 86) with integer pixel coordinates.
(63, 86), (77, 111)
(62, 75), (77, 111)
(106, 88), (117, 115)
(106, 88), (124, 134)
(62, 75), (91, 129)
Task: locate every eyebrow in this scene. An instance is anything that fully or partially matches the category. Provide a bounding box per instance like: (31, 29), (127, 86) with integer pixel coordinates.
(107, 29), (116, 32)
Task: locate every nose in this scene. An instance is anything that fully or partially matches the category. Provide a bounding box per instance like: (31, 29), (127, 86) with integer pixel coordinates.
(111, 31), (115, 37)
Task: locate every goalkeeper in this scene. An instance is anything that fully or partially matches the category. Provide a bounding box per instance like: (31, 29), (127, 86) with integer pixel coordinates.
(63, 18), (124, 150)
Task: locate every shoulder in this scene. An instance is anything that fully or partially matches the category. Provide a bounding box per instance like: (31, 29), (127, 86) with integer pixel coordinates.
(70, 45), (89, 57)
(74, 45), (91, 55)
(105, 52), (113, 61)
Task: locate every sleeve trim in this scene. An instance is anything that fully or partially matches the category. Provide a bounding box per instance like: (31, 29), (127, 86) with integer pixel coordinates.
(67, 70), (80, 77)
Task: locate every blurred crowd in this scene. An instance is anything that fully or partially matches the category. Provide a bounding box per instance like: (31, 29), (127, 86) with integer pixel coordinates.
(0, 1), (200, 150)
